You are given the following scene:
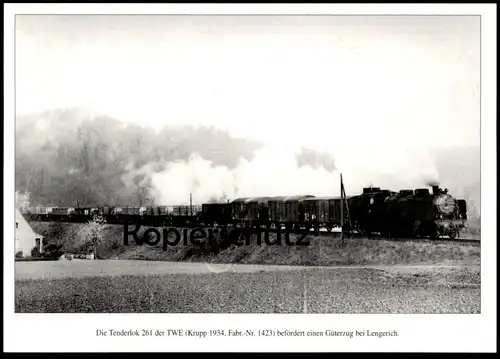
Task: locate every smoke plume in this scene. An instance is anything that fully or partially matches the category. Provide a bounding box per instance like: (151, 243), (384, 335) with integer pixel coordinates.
(146, 142), (442, 205)
(295, 147), (336, 172)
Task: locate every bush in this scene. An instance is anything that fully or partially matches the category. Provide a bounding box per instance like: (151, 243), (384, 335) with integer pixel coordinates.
(111, 237), (120, 250)
(42, 243), (65, 259)
(79, 241), (93, 254)
(31, 246), (41, 258)
(15, 251), (23, 259)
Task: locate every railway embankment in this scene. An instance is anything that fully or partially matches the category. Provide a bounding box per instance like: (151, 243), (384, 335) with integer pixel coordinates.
(28, 221), (480, 267)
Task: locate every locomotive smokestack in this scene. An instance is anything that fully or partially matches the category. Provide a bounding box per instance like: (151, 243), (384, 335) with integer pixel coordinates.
(431, 185), (439, 195)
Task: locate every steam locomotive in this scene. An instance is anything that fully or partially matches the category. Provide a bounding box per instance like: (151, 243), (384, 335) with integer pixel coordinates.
(346, 185), (468, 240)
(20, 184), (468, 240)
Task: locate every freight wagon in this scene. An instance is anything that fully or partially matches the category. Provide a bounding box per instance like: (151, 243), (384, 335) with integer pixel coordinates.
(268, 195), (314, 229)
(231, 197), (279, 227)
(200, 203), (232, 227)
(302, 196), (352, 232)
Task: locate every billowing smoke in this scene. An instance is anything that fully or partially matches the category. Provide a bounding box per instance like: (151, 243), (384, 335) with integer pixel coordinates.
(149, 145), (340, 205)
(295, 147), (336, 172)
(146, 142), (442, 205)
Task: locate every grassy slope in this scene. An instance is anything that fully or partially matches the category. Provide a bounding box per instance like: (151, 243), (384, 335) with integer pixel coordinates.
(29, 222), (480, 266)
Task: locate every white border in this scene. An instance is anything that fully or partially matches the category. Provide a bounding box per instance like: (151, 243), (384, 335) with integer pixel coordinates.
(4, 4), (497, 353)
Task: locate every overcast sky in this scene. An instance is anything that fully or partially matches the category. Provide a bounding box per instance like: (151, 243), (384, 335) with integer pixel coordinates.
(15, 15), (480, 154)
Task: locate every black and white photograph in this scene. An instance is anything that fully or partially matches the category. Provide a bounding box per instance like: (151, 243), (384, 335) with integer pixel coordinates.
(4, 3), (497, 354)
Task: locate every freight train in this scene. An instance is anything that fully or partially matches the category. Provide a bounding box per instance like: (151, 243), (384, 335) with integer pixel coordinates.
(19, 184), (468, 240)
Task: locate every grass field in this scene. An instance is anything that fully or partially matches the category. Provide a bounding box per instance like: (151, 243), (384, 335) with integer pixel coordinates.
(15, 264), (480, 313)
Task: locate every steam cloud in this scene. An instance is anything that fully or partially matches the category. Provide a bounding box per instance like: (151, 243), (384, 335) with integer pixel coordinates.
(146, 143), (442, 205)
(296, 148), (336, 172)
